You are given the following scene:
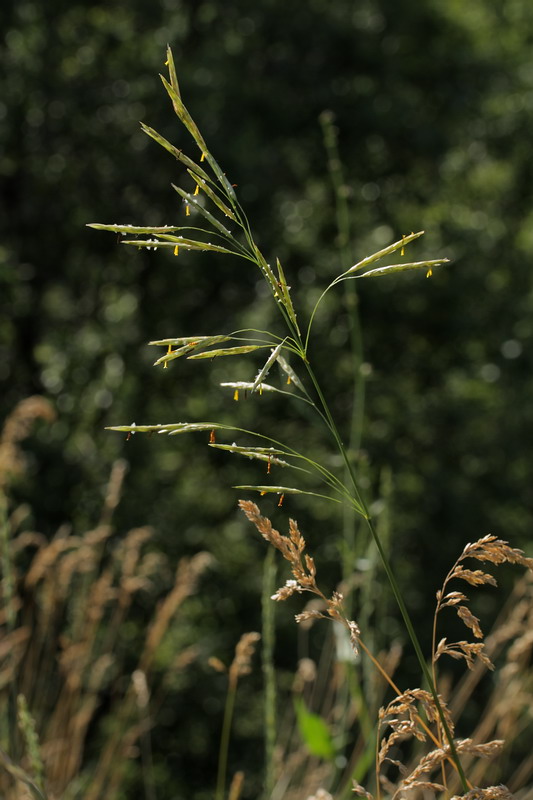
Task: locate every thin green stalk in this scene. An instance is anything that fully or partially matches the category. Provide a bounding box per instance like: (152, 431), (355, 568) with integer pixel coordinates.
(262, 548), (276, 799)
(320, 109), (367, 626)
(320, 114), (370, 793)
(301, 361), (469, 792)
(302, 362), (368, 517)
(364, 516), (468, 790)
(319, 110), (365, 460)
(216, 682), (237, 800)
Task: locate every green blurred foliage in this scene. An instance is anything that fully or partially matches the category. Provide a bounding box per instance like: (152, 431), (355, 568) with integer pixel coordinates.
(2, 0), (533, 796)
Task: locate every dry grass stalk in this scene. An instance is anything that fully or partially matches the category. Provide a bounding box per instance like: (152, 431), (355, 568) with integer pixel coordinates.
(378, 688), (453, 771)
(426, 535), (533, 794)
(240, 500), (458, 796)
(1, 430), (211, 800)
(0, 397), (55, 490)
(451, 784), (514, 800)
(396, 739), (504, 798)
(83, 550), (212, 800)
(434, 536), (533, 675)
(240, 501), (533, 799)
(229, 631), (261, 690)
(228, 769), (245, 800)
(239, 500), (361, 654)
(139, 551), (212, 672)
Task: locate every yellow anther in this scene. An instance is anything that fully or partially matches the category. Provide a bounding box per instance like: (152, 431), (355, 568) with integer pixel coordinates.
(194, 184), (200, 196)
(174, 245), (179, 256)
(233, 389), (239, 401)
(426, 268), (433, 278)
(200, 152), (206, 162)
(164, 342), (173, 369)
(185, 205), (190, 216)
(286, 375), (291, 385)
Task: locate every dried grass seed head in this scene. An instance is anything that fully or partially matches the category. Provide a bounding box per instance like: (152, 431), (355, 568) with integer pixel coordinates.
(229, 631), (261, 686)
(461, 535), (533, 572)
(451, 786), (514, 800)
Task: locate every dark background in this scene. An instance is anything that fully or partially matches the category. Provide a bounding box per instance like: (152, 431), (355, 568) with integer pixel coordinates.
(2, 1), (533, 798)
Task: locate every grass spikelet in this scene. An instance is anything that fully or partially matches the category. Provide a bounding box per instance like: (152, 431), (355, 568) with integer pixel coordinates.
(0, 396), (55, 489)
(228, 770), (245, 800)
(347, 231), (425, 274)
(451, 784), (514, 800)
(358, 258), (448, 279)
(25, 536), (83, 589)
(217, 633), (261, 800)
(434, 535), (533, 674)
(378, 688), (450, 770)
(239, 501), (361, 655)
(460, 535), (533, 571)
(352, 780), (374, 800)
(229, 631), (261, 690)
(252, 343), (284, 392)
(1, 397), (56, 634)
(140, 552), (212, 672)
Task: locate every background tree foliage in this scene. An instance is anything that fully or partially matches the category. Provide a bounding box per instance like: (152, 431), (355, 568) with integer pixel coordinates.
(2, 1), (533, 797)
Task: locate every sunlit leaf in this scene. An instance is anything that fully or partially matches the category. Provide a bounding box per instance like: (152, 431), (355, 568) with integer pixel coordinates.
(294, 697), (336, 760)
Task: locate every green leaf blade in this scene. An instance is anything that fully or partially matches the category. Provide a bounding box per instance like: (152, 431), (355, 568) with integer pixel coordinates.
(294, 698), (336, 760)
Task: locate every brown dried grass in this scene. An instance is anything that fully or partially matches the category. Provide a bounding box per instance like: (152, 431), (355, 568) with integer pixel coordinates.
(0, 400), (211, 800)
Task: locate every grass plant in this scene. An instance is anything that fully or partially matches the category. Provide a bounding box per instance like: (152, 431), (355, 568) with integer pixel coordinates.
(3, 46), (532, 800)
(87, 46), (533, 799)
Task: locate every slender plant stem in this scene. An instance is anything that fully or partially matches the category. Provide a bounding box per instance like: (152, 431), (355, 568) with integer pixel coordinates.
(363, 516), (468, 790)
(262, 548), (277, 799)
(216, 682), (237, 800)
(301, 361), (469, 792)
